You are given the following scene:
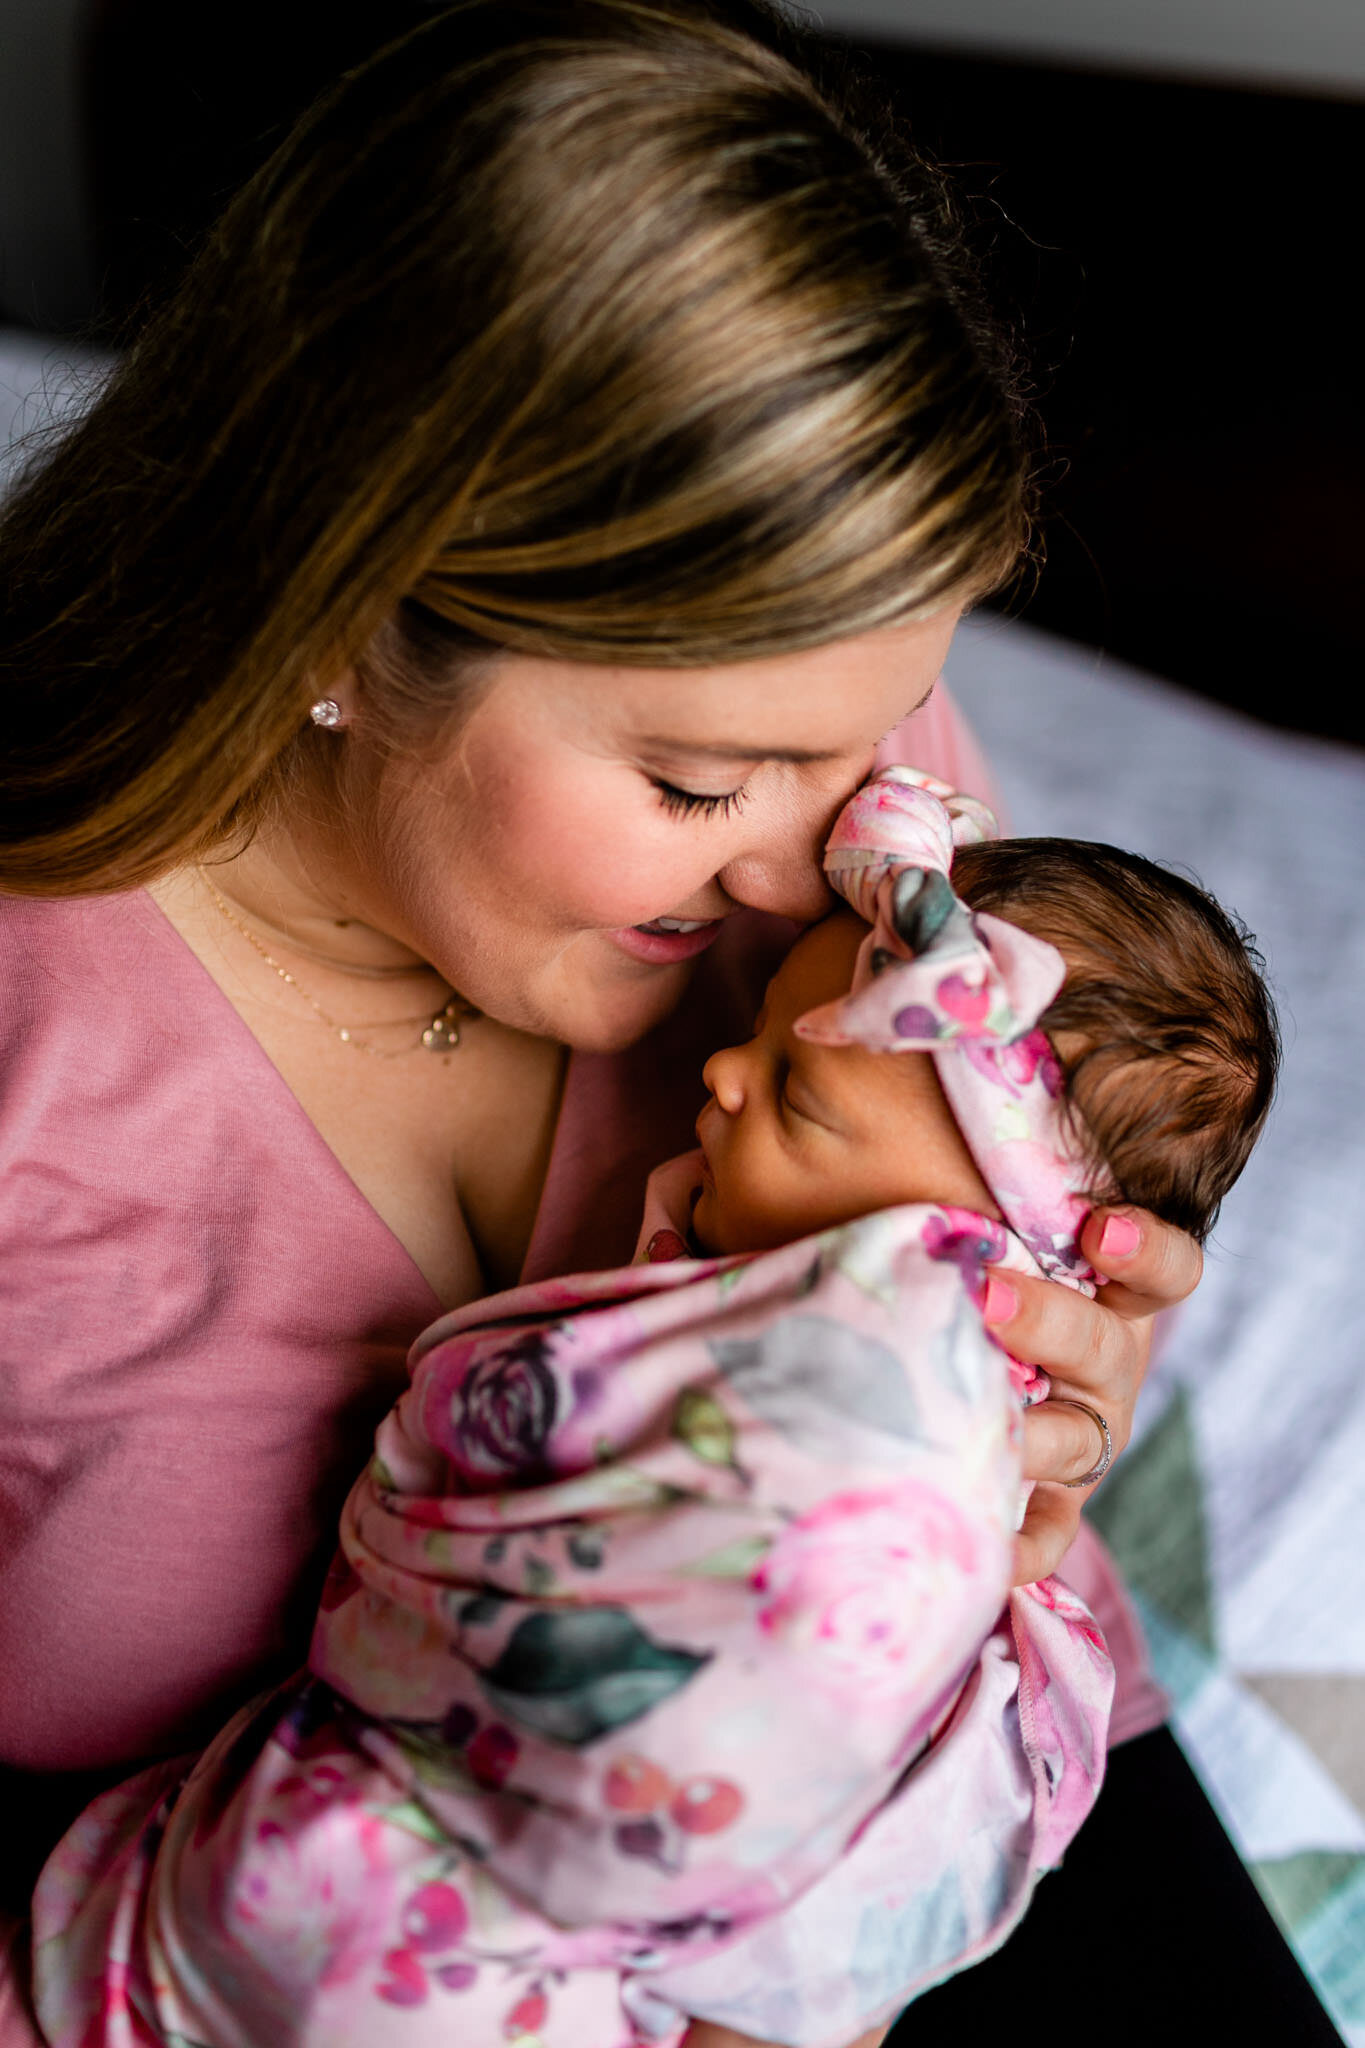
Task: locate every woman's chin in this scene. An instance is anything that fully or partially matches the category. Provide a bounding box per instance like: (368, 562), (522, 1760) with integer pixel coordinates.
(550, 958), (696, 1055)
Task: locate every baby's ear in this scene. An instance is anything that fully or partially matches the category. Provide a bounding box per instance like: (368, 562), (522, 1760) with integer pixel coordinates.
(891, 868), (957, 955)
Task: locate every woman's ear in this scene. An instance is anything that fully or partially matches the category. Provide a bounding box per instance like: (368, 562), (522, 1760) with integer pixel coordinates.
(306, 667), (360, 730)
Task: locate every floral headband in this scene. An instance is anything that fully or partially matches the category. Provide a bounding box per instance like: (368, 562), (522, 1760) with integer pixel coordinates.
(796, 766), (1097, 1289)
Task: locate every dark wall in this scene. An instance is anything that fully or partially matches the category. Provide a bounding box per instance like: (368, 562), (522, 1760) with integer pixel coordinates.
(858, 41), (1365, 750)
(81, 5), (1365, 747)
(82, 1), (434, 327)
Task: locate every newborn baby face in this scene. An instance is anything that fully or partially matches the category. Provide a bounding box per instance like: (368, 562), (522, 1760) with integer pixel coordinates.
(692, 908), (999, 1256)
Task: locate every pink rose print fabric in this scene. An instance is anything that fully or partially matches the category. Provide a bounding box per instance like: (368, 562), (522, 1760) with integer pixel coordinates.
(32, 1167), (1113, 2048)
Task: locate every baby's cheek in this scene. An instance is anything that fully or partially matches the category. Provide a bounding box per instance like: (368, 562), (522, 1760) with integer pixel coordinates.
(693, 1176), (753, 1257)
(694, 1147), (761, 1256)
(689, 1182), (719, 1253)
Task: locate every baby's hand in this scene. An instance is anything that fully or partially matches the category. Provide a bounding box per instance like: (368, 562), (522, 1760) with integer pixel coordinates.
(982, 1205), (1203, 1586)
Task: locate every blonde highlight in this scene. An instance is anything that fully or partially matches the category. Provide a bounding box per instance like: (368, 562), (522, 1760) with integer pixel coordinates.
(1, 0), (1033, 894)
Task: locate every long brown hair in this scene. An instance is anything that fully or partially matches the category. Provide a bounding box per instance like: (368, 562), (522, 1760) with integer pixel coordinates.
(0, 0), (1033, 895)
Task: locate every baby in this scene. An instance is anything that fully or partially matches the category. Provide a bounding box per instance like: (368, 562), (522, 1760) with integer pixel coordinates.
(690, 771), (1275, 1256)
(33, 771), (1278, 2048)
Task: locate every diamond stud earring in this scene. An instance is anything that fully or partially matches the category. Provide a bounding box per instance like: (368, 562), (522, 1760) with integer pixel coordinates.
(309, 698), (345, 729)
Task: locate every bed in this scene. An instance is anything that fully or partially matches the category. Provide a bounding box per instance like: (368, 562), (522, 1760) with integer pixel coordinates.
(947, 610), (1365, 2044)
(5, 323), (1364, 2042)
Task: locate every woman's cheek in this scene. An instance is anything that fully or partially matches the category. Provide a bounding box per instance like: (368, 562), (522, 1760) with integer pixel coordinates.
(487, 772), (716, 930)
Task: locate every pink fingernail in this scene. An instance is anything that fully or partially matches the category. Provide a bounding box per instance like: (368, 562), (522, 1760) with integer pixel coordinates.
(982, 1277), (1018, 1325)
(1098, 1213), (1141, 1260)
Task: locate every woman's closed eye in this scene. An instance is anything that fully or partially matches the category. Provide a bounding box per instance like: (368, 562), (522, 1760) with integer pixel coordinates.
(650, 776), (750, 822)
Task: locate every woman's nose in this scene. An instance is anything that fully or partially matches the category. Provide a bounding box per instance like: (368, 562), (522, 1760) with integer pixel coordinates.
(702, 1044), (746, 1113)
(718, 778), (852, 925)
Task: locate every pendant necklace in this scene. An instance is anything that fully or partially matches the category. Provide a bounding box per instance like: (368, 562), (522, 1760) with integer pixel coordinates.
(199, 872), (480, 1058)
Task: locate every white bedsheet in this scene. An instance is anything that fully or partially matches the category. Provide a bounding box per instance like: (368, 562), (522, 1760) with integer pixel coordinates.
(6, 321), (1364, 2037)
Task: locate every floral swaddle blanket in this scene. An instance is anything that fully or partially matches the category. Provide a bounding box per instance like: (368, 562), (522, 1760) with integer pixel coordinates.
(32, 770), (1116, 2048)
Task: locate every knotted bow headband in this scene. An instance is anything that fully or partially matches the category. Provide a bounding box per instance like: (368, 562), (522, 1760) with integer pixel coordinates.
(796, 766), (1097, 1290)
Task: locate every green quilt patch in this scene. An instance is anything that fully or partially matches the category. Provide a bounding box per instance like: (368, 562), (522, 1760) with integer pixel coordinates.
(1086, 1386), (1216, 1653)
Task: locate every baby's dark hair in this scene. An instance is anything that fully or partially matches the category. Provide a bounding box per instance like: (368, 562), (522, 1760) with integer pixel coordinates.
(949, 838), (1280, 1242)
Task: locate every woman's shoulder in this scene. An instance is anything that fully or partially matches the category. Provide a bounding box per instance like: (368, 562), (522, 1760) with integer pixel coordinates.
(0, 889), (167, 1080)
(0, 890), (220, 1133)
(1, 885), (171, 991)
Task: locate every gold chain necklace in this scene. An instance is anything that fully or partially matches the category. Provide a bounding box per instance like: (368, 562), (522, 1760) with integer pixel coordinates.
(199, 872), (479, 1058)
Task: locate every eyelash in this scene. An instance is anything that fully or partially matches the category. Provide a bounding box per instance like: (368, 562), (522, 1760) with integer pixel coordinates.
(651, 778), (750, 822)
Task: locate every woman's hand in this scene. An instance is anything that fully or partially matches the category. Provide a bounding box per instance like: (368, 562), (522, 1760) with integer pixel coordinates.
(983, 1206), (1204, 1587)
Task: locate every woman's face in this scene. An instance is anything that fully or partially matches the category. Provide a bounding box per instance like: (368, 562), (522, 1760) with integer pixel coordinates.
(337, 608), (961, 1052)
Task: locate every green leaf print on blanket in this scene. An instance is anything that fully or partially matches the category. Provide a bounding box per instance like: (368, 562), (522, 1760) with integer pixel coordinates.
(672, 1385), (740, 1470)
(477, 1607), (711, 1746)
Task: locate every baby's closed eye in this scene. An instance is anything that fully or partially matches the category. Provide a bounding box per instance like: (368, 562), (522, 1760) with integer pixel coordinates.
(780, 1070), (832, 1130)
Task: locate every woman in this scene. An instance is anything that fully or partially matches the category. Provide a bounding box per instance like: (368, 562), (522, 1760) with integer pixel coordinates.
(4, 4), (1319, 2044)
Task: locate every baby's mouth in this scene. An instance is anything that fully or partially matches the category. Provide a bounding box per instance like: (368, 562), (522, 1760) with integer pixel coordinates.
(635, 916), (719, 936)
(693, 1107), (717, 1186)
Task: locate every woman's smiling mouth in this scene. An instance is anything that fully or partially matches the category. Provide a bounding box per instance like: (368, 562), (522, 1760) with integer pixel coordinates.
(607, 917), (726, 965)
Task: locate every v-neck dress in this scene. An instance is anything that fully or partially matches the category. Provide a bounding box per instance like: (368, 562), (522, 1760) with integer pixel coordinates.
(0, 689), (1164, 2040)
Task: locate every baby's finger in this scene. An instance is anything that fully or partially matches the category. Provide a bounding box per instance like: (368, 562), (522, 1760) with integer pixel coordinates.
(1080, 1207), (1203, 1316)
(1011, 1483), (1083, 1587)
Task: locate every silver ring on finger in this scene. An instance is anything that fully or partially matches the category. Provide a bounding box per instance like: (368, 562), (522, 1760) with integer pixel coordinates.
(1049, 1397), (1113, 1488)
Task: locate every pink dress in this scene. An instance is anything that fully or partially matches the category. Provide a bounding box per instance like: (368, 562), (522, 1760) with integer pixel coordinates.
(0, 690), (1165, 2041)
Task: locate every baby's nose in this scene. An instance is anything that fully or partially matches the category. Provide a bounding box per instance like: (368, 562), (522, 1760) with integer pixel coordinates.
(701, 1044), (746, 1113)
